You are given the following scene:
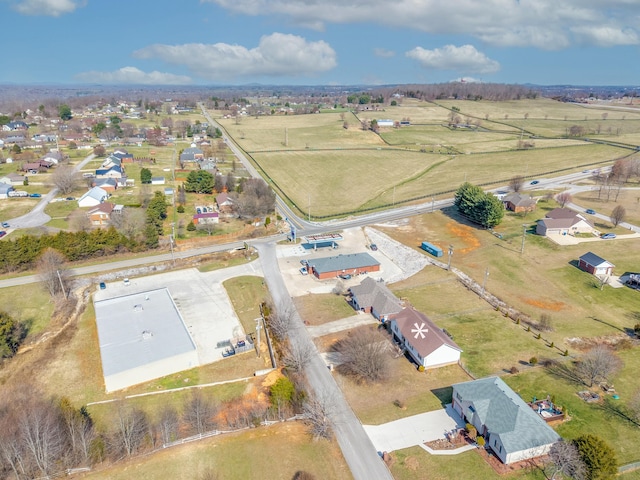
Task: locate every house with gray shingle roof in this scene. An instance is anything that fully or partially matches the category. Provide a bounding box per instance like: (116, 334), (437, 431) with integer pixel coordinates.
(502, 192), (536, 213)
(78, 186), (108, 208)
(536, 208), (595, 236)
(390, 308), (461, 368)
(348, 277), (402, 321)
(452, 377), (560, 464)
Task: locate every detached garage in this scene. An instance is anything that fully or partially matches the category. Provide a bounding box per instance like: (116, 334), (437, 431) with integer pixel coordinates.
(94, 288), (198, 392)
(578, 252), (614, 276)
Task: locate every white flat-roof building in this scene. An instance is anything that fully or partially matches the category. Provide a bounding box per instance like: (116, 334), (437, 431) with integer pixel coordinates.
(94, 288), (198, 392)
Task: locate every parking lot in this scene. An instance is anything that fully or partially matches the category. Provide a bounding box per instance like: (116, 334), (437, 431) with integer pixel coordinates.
(93, 261), (262, 365)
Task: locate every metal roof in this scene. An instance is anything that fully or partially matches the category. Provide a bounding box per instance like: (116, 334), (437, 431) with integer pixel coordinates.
(94, 288), (196, 377)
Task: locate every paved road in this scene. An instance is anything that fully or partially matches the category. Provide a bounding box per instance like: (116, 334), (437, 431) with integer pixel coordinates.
(7, 153), (96, 229)
(252, 239), (394, 480)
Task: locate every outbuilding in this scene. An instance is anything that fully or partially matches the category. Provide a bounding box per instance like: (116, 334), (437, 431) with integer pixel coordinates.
(578, 252), (614, 276)
(307, 252), (380, 280)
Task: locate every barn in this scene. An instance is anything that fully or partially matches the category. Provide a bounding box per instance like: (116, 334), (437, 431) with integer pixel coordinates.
(94, 288), (198, 392)
(578, 252), (614, 276)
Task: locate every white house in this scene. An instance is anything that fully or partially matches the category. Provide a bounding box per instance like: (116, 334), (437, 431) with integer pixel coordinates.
(452, 377), (561, 464)
(377, 119), (394, 127)
(536, 208), (595, 236)
(78, 186), (108, 208)
(389, 308), (462, 369)
(0, 184), (14, 199)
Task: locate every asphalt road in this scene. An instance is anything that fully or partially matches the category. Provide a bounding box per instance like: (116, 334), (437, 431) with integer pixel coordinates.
(252, 239), (394, 480)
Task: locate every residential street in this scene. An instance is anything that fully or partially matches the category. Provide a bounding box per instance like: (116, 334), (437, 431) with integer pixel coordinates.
(252, 239), (394, 480)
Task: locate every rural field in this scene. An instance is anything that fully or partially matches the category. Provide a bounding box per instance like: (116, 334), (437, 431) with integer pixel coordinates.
(216, 98), (640, 218)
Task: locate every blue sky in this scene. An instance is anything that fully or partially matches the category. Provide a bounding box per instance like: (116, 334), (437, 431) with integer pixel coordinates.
(2, 0), (639, 86)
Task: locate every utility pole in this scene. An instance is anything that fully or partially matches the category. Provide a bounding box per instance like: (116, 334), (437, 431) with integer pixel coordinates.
(56, 269), (67, 298)
(169, 223), (175, 266)
(308, 193), (311, 222)
(431, 196), (435, 213)
(255, 318), (262, 358)
(481, 267), (490, 297)
(521, 224), (527, 254)
(447, 245), (454, 270)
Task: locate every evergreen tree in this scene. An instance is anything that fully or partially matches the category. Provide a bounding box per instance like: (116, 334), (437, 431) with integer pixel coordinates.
(140, 168), (152, 184)
(573, 434), (618, 480)
(184, 170), (214, 194)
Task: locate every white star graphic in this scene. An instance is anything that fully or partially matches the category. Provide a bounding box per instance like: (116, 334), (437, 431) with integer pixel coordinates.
(411, 322), (428, 339)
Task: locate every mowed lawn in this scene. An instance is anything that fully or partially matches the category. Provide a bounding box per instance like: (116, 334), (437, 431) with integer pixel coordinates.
(79, 421), (352, 480)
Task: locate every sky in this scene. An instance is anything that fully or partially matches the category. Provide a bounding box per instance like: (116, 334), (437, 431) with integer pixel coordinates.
(2, 0), (640, 86)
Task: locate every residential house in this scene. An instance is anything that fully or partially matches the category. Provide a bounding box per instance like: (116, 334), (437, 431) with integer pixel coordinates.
(95, 165), (123, 179)
(113, 150), (134, 163)
(3, 121), (28, 131)
(502, 193), (536, 213)
(0, 139), (4, 148)
(151, 177), (165, 185)
(389, 308), (462, 369)
(42, 151), (64, 165)
(578, 252), (614, 276)
(87, 203), (115, 226)
(0, 173), (26, 186)
(348, 277), (403, 321)
(101, 155), (122, 169)
(180, 147), (204, 163)
(78, 186), (108, 208)
(536, 208), (594, 236)
(93, 178), (118, 192)
(216, 192), (234, 213)
(193, 212), (219, 225)
(21, 162), (42, 174)
(452, 377), (561, 464)
(377, 119), (394, 127)
(0, 184), (14, 199)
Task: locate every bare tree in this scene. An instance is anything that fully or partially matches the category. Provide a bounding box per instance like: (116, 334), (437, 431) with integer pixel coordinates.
(556, 192), (572, 208)
(629, 389), (640, 424)
(68, 209), (92, 232)
(58, 398), (95, 464)
(303, 393), (333, 439)
(183, 390), (218, 435)
(112, 403), (149, 456)
(36, 248), (70, 298)
(548, 440), (587, 480)
(268, 301), (296, 341)
(611, 205), (626, 227)
(334, 327), (391, 383)
(509, 175), (525, 192)
(576, 346), (622, 387)
(110, 208), (146, 241)
(51, 165), (79, 194)
(157, 405), (179, 445)
(282, 339), (314, 373)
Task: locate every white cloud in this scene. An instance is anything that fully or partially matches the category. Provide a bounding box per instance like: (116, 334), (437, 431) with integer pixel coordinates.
(133, 33), (337, 80)
(406, 45), (500, 74)
(373, 48), (395, 58)
(204, 0), (640, 49)
(75, 67), (192, 85)
(12, 0), (83, 16)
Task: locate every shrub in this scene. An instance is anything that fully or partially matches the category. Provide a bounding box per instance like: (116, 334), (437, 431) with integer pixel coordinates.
(176, 204), (185, 213)
(418, 365), (425, 372)
(465, 423), (477, 440)
(393, 399), (406, 409)
(515, 318), (520, 325)
(526, 326), (531, 332)
(476, 436), (485, 447)
(510, 366), (519, 374)
(529, 356), (538, 365)
(186, 221), (196, 231)
(549, 342), (555, 348)
(563, 349), (569, 356)
(536, 333), (542, 339)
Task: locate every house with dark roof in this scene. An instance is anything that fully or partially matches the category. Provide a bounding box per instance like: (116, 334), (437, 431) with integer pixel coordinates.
(179, 147), (204, 162)
(93, 177), (118, 192)
(101, 155), (122, 169)
(95, 165), (123, 179)
(0, 173), (26, 186)
(348, 277), (403, 321)
(307, 253), (380, 280)
(87, 203), (115, 226)
(216, 192), (234, 213)
(536, 208), (595, 236)
(502, 193), (536, 213)
(578, 252), (614, 276)
(452, 377), (560, 464)
(390, 308), (462, 369)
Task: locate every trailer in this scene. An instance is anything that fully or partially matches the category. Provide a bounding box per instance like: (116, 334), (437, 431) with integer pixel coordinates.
(421, 241), (443, 257)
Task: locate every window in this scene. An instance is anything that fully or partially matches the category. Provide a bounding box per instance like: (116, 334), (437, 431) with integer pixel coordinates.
(456, 392), (462, 401)
(469, 406), (476, 413)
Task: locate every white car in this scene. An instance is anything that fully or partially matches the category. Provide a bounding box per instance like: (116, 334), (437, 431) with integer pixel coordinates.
(123, 278), (130, 286)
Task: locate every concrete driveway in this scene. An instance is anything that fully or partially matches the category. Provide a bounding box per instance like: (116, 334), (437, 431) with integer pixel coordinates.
(363, 405), (465, 453)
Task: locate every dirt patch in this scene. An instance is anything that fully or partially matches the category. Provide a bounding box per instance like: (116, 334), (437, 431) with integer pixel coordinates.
(565, 334), (638, 351)
(446, 222), (481, 254)
(403, 455), (420, 471)
(522, 298), (566, 311)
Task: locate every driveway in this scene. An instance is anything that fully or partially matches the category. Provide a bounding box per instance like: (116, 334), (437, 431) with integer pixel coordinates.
(363, 405), (466, 453)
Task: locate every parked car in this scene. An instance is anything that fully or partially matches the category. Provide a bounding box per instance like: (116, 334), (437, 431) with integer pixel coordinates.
(601, 233), (616, 239)
(300, 259), (308, 266)
(530, 180), (540, 185)
(585, 209), (596, 215)
(1, 222), (9, 228)
(299, 267), (308, 275)
(0, 231), (6, 238)
(123, 278), (131, 286)
(29, 193), (41, 198)
(222, 348), (236, 357)
(65, 197), (75, 201)
(370, 244), (378, 251)
(99, 282), (106, 290)
(339, 273), (352, 280)
(236, 340), (246, 348)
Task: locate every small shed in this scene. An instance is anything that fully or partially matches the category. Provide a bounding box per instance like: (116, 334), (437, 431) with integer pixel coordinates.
(578, 252), (614, 276)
